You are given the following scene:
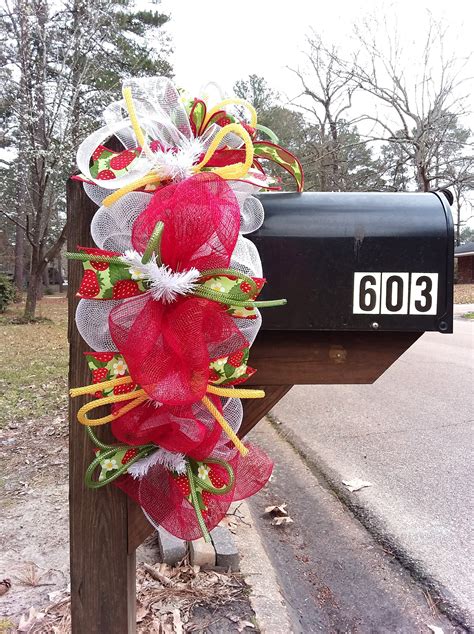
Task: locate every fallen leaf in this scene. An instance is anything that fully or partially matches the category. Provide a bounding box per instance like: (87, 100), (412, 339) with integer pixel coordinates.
(427, 626), (444, 634)
(172, 608), (183, 634)
(219, 515), (239, 533)
(136, 602), (149, 623)
(264, 503), (288, 516)
(237, 619), (256, 631)
(47, 590), (63, 602)
(271, 516), (294, 526)
(18, 606), (46, 631)
(0, 578), (11, 596)
(342, 478), (373, 492)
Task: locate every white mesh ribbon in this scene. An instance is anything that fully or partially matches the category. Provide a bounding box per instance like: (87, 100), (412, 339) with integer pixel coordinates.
(76, 299), (120, 351)
(74, 76), (271, 472)
(91, 192), (152, 252)
(228, 181), (265, 235)
(77, 77), (197, 189)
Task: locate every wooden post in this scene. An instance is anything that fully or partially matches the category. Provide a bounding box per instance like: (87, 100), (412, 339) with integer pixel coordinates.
(68, 179), (137, 633)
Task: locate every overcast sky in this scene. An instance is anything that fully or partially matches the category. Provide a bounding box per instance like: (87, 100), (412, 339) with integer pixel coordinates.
(161, 0), (473, 121)
(159, 0), (473, 224)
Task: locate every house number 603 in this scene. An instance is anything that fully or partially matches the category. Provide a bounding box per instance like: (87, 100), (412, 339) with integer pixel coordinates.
(353, 272), (439, 315)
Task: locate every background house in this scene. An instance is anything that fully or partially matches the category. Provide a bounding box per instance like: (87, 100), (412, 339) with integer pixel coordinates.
(455, 242), (474, 283)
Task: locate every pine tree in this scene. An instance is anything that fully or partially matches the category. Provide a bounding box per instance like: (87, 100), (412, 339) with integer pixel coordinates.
(0, 0), (173, 319)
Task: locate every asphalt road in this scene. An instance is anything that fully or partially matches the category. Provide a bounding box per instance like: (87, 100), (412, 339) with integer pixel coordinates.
(269, 313), (473, 629)
(248, 424), (459, 633)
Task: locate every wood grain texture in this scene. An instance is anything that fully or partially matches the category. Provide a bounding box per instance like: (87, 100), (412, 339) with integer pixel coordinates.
(245, 331), (421, 386)
(68, 179), (136, 633)
(128, 498), (152, 554)
(239, 385), (293, 438)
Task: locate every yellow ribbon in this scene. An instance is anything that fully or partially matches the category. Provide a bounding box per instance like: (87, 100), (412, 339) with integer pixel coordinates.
(123, 85), (147, 149)
(192, 122), (254, 180)
(70, 376), (263, 455)
(102, 88), (256, 207)
(207, 385), (264, 399)
(70, 376), (147, 426)
(201, 395), (248, 457)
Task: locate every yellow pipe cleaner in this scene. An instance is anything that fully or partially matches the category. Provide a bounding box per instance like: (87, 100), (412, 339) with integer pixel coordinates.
(207, 385), (265, 399)
(201, 395), (248, 457)
(192, 122), (254, 180)
(70, 375), (132, 397)
(76, 391), (148, 426)
(123, 85), (147, 150)
(102, 90), (255, 207)
(70, 377), (261, 451)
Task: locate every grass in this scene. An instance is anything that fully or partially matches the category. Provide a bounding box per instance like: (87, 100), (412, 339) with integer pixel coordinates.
(0, 619), (15, 634)
(453, 283), (474, 304)
(462, 311), (474, 320)
(0, 296), (69, 428)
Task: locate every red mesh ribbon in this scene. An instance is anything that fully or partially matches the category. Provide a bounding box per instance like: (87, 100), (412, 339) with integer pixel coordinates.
(111, 395), (224, 460)
(132, 172), (240, 272)
(109, 173), (246, 407)
(116, 444), (273, 541)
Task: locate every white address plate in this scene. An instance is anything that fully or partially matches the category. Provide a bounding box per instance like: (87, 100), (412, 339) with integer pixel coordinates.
(353, 273), (439, 315)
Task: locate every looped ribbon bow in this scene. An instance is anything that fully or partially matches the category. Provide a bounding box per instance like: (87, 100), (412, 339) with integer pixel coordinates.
(69, 173), (286, 457)
(75, 77), (303, 204)
(83, 426), (243, 542)
(115, 438), (273, 542)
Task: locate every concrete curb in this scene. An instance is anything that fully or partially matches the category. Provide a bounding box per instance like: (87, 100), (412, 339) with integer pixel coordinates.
(231, 501), (293, 634)
(453, 303), (474, 315)
(269, 414), (472, 632)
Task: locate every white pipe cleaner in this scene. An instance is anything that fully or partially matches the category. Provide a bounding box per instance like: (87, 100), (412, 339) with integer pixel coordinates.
(151, 137), (204, 183)
(121, 250), (200, 303)
(128, 448), (186, 479)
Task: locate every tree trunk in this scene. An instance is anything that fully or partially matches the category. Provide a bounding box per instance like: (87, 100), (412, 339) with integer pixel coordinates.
(455, 191), (462, 247)
(58, 253), (64, 293)
(14, 224), (24, 297)
(24, 246), (46, 320)
(43, 266), (50, 293)
(24, 270), (41, 320)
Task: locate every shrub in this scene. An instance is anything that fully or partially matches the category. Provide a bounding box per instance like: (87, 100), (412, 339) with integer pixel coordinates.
(0, 274), (15, 313)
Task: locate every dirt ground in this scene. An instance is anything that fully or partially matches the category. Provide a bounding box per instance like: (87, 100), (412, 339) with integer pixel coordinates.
(0, 298), (256, 633)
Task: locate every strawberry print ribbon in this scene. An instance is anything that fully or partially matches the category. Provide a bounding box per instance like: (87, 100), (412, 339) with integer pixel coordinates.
(69, 77), (303, 541)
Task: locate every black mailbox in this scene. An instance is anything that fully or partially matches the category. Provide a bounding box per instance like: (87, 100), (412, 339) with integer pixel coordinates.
(252, 191), (454, 334)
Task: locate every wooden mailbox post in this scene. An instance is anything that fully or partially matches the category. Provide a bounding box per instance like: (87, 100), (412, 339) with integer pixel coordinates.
(68, 180), (452, 633)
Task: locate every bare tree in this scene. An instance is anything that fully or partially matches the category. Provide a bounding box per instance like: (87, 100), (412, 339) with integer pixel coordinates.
(0, 0), (172, 319)
(351, 16), (473, 192)
(445, 156), (474, 245)
(289, 32), (380, 191)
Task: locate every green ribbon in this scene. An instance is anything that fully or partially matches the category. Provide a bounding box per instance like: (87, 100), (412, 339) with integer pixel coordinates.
(84, 426), (235, 542)
(141, 221), (163, 265)
(84, 427), (154, 489)
(186, 458), (235, 542)
(256, 123), (279, 144)
(66, 220), (287, 309)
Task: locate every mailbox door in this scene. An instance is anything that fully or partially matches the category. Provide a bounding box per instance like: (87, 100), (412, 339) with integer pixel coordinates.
(251, 191), (453, 333)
